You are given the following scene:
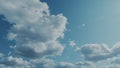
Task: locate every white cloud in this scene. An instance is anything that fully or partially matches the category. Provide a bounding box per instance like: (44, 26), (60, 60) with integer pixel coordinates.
(69, 40), (76, 47)
(31, 58), (56, 68)
(56, 62), (76, 68)
(15, 41), (64, 58)
(0, 56), (30, 68)
(75, 61), (95, 68)
(55, 61), (95, 68)
(0, 0), (67, 58)
(78, 42), (120, 62)
(79, 44), (111, 61)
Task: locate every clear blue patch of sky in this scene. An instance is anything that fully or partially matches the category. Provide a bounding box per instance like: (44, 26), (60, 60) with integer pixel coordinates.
(0, 15), (15, 54)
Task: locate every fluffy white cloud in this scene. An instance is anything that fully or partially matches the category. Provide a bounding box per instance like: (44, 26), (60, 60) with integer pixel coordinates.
(110, 57), (120, 67)
(30, 59), (95, 68)
(0, 50), (95, 68)
(55, 61), (95, 68)
(0, 56), (30, 68)
(31, 58), (56, 68)
(78, 42), (120, 62)
(0, 0), (67, 58)
(69, 40), (76, 47)
(79, 44), (111, 61)
(111, 42), (120, 57)
(55, 62), (76, 68)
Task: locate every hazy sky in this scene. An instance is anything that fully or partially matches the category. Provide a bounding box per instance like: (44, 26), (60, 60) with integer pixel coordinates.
(1, 0), (120, 68)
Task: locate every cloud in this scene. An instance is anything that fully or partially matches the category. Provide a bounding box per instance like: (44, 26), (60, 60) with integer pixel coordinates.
(69, 40), (76, 47)
(0, 57), (93, 68)
(55, 62), (76, 68)
(30, 59), (95, 68)
(0, 0), (67, 58)
(31, 58), (56, 68)
(55, 61), (95, 68)
(75, 61), (95, 68)
(0, 56), (30, 68)
(111, 58), (120, 64)
(79, 44), (111, 61)
(14, 41), (64, 58)
(30, 58), (95, 68)
(78, 42), (120, 62)
(108, 58), (120, 68)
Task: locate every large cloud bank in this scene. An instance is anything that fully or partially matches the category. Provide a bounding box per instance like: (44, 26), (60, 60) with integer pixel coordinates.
(0, 0), (66, 58)
(0, 0), (68, 67)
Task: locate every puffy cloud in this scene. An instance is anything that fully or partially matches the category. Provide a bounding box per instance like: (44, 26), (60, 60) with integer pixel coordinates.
(69, 40), (76, 47)
(75, 61), (95, 68)
(14, 41), (64, 58)
(78, 42), (120, 62)
(0, 0), (67, 58)
(0, 48), (95, 68)
(79, 44), (111, 61)
(0, 56), (30, 68)
(31, 58), (56, 68)
(55, 61), (95, 68)
(30, 59), (95, 68)
(112, 58), (120, 64)
(108, 58), (120, 68)
(55, 62), (76, 68)
(111, 42), (120, 57)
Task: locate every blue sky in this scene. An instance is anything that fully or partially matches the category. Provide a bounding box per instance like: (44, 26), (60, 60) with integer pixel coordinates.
(1, 0), (120, 68)
(42, 0), (120, 45)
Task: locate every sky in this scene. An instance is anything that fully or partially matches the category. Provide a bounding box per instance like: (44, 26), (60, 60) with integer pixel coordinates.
(1, 0), (120, 68)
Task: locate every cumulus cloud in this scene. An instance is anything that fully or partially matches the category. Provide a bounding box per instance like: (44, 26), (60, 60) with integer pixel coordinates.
(0, 56), (30, 68)
(69, 40), (76, 47)
(55, 61), (95, 68)
(78, 42), (120, 62)
(30, 58), (95, 68)
(0, 0), (67, 58)
(14, 41), (64, 58)
(75, 61), (95, 68)
(55, 62), (76, 68)
(108, 58), (120, 68)
(79, 44), (111, 61)
(31, 58), (56, 68)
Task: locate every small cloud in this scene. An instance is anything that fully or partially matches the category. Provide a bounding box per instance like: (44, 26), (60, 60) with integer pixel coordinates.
(55, 62), (75, 68)
(69, 40), (76, 47)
